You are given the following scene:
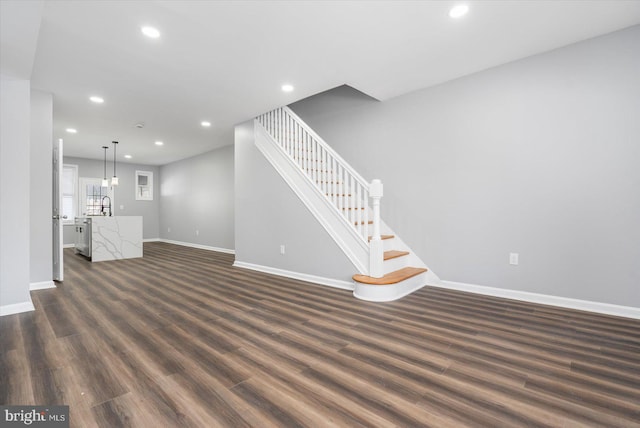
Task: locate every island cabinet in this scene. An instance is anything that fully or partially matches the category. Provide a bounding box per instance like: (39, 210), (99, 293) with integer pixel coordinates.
(75, 216), (143, 262)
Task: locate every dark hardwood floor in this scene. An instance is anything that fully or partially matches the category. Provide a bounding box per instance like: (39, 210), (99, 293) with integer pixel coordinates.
(1, 242), (639, 427)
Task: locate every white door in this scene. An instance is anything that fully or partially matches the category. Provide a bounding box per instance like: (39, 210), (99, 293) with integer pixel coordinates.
(53, 138), (65, 281)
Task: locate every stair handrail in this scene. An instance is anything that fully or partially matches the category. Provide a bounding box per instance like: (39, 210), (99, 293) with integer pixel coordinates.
(256, 106), (385, 277)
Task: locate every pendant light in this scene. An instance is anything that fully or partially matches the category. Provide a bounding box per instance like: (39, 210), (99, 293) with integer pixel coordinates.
(111, 141), (119, 186)
(101, 146), (109, 187)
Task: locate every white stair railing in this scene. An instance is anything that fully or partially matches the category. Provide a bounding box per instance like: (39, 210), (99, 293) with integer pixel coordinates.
(256, 106), (384, 277)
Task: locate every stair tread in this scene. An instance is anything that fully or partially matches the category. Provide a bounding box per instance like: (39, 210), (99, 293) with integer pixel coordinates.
(353, 267), (428, 285)
(355, 220), (374, 225)
(368, 234), (394, 241)
(384, 250), (410, 260)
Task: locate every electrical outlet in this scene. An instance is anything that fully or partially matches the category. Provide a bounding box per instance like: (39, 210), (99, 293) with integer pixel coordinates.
(509, 253), (519, 265)
(119, 205), (124, 210)
(196, 230), (199, 236)
(280, 245), (285, 255)
(167, 227), (171, 233)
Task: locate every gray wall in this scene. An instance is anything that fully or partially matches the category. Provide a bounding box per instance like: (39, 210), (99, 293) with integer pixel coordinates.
(235, 120), (355, 282)
(0, 78), (31, 308)
(30, 89), (53, 284)
(289, 25), (640, 307)
(63, 157), (160, 243)
(159, 145), (235, 250)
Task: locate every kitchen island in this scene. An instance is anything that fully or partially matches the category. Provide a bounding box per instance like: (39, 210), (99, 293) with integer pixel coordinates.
(75, 216), (143, 262)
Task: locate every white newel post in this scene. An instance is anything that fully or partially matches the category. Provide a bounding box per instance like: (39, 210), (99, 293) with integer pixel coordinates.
(369, 179), (384, 278)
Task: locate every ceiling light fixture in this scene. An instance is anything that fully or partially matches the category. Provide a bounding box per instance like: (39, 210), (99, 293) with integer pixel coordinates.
(155, 141), (164, 146)
(141, 26), (161, 38)
(89, 96), (104, 103)
(124, 155), (132, 159)
(449, 4), (469, 19)
(101, 146), (109, 187)
(201, 121), (211, 127)
(281, 84), (294, 92)
(66, 128), (77, 134)
(111, 141), (119, 186)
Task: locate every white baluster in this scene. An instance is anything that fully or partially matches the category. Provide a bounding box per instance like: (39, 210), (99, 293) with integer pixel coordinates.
(285, 113), (289, 154)
(299, 125), (304, 169)
(311, 138), (317, 184)
(331, 157), (337, 206)
(322, 148), (327, 195)
(304, 131), (309, 174)
(343, 169), (348, 221)
(363, 190), (369, 241)
(369, 179), (384, 278)
(337, 164), (343, 212)
(295, 122), (299, 165)
(276, 109), (280, 144)
(290, 115), (294, 157)
(279, 111), (283, 146)
(349, 176), (355, 226)
(356, 183), (362, 235)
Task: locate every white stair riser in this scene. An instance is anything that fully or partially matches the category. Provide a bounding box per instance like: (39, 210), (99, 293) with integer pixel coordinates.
(382, 238), (395, 252)
(366, 236), (395, 252)
(383, 254), (410, 274)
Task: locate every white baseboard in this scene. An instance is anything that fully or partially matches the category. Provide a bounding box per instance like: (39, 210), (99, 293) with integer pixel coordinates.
(233, 260), (354, 291)
(143, 238), (161, 243)
(30, 280), (56, 291)
(438, 280), (640, 320)
(159, 239), (235, 254)
(0, 300), (35, 316)
(63, 243), (75, 248)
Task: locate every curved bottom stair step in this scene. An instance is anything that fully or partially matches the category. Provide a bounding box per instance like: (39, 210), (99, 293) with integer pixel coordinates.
(353, 267), (427, 285)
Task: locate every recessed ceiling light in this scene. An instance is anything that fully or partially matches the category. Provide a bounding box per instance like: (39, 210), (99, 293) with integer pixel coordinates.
(124, 154), (132, 159)
(141, 26), (161, 39)
(155, 141), (164, 146)
(201, 121), (211, 127)
(89, 96), (104, 103)
(66, 128), (77, 134)
(281, 84), (294, 93)
(449, 4), (469, 19)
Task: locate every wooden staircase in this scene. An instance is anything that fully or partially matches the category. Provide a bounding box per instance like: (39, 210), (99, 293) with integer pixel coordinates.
(256, 106), (439, 302)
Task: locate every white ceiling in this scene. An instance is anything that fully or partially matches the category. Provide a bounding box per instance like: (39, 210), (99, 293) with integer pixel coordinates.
(3, 1), (640, 165)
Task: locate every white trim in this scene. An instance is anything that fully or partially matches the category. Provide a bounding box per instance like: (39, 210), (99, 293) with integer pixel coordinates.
(143, 238), (161, 243)
(30, 280), (56, 290)
(233, 260), (354, 291)
(63, 243), (75, 248)
(0, 300), (35, 316)
(438, 280), (640, 320)
(159, 239), (235, 254)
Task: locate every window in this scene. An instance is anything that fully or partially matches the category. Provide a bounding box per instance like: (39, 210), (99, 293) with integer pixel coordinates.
(135, 170), (153, 200)
(79, 177), (114, 216)
(62, 164), (78, 224)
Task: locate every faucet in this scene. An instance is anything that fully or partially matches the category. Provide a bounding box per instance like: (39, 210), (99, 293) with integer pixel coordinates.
(101, 195), (112, 217)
